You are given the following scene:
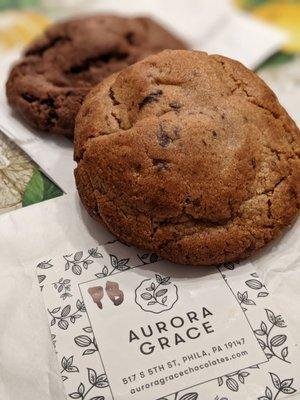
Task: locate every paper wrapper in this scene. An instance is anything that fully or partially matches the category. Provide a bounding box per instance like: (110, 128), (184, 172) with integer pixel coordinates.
(0, 2), (298, 400)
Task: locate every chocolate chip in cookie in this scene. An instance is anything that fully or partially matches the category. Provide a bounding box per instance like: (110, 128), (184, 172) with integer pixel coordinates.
(74, 50), (300, 266)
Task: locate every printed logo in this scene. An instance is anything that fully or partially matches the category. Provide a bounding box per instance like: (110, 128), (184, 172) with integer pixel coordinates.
(135, 274), (178, 314)
(88, 281), (124, 309)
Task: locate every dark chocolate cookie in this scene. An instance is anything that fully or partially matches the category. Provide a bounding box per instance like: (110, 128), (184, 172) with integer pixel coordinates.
(6, 15), (186, 137)
(74, 50), (300, 266)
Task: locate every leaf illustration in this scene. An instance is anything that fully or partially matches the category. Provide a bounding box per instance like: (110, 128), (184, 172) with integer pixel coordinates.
(67, 366), (79, 373)
(147, 301), (156, 305)
(61, 305), (71, 317)
(90, 397), (104, 400)
(110, 254), (118, 268)
(179, 393), (198, 400)
(275, 315), (286, 327)
(224, 262), (235, 270)
(117, 258), (129, 267)
(156, 289), (167, 297)
(116, 264), (130, 271)
(261, 321), (267, 333)
(255, 329), (265, 336)
(257, 339), (266, 349)
(37, 260), (53, 269)
(76, 299), (85, 311)
(245, 279), (262, 289)
(162, 296), (167, 304)
(72, 264), (82, 275)
(237, 292), (243, 301)
(61, 357), (67, 369)
(78, 382), (85, 395)
(150, 253), (159, 263)
(258, 292), (269, 297)
(83, 326), (93, 333)
(226, 377), (238, 391)
(270, 334), (286, 347)
(141, 253), (149, 259)
(281, 387), (296, 394)
(156, 274), (163, 284)
(74, 251), (83, 261)
(265, 386), (272, 399)
(151, 282), (155, 290)
(74, 335), (91, 347)
(58, 319), (69, 330)
(218, 377), (223, 386)
(266, 353), (273, 360)
(243, 298), (256, 305)
(270, 373), (281, 390)
(51, 307), (61, 313)
(38, 275), (46, 284)
(69, 393), (81, 399)
(141, 292), (152, 300)
(281, 347), (288, 359)
(88, 368), (97, 385)
(83, 349), (97, 355)
(240, 371), (249, 378)
(281, 378), (293, 388)
(266, 309), (276, 324)
(83, 260), (93, 269)
(88, 248), (103, 258)
(50, 318), (55, 326)
(238, 374), (245, 384)
(95, 373), (109, 388)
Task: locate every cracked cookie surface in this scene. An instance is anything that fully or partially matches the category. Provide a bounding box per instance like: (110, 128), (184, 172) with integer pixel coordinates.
(6, 15), (186, 137)
(74, 50), (300, 266)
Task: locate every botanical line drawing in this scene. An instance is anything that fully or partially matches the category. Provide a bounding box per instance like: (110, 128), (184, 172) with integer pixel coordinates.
(60, 355), (79, 382)
(258, 373), (296, 399)
(217, 365), (259, 392)
(69, 368), (108, 399)
(64, 248), (103, 276)
(255, 309), (290, 364)
(246, 272), (269, 298)
(37, 259), (53, 269)
(137, 252), (159, 265)
(158, 393), (228, 400)
(140, 274), (171, 307)
(52, 277), (72, 300)
(74, 327), (98, 356)
(237, 290), (256, 309)
(48, 300), (86, 330)
(95, 254), (130, 278)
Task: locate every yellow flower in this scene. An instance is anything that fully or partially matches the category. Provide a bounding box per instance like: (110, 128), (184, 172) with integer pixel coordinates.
(236, 2), (300, 53)
(0, 11), (50, 51)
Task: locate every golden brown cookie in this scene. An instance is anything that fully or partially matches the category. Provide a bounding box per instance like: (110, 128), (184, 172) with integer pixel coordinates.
(74, 50), (300, 266)
(6, 15), (186, 138)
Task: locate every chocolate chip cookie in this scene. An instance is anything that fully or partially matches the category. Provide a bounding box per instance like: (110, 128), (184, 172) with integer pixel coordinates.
(74, 50), (300, 266)
(6, 15), (186, 137)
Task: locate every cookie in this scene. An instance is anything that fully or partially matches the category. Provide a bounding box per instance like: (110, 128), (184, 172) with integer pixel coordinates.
(74, 50), (300, 266)
(6, 15), (186, 137)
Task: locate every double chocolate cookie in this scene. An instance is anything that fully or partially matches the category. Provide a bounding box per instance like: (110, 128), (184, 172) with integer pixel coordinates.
(6, 15), (186, 137)
(74, 50), (300, 266)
